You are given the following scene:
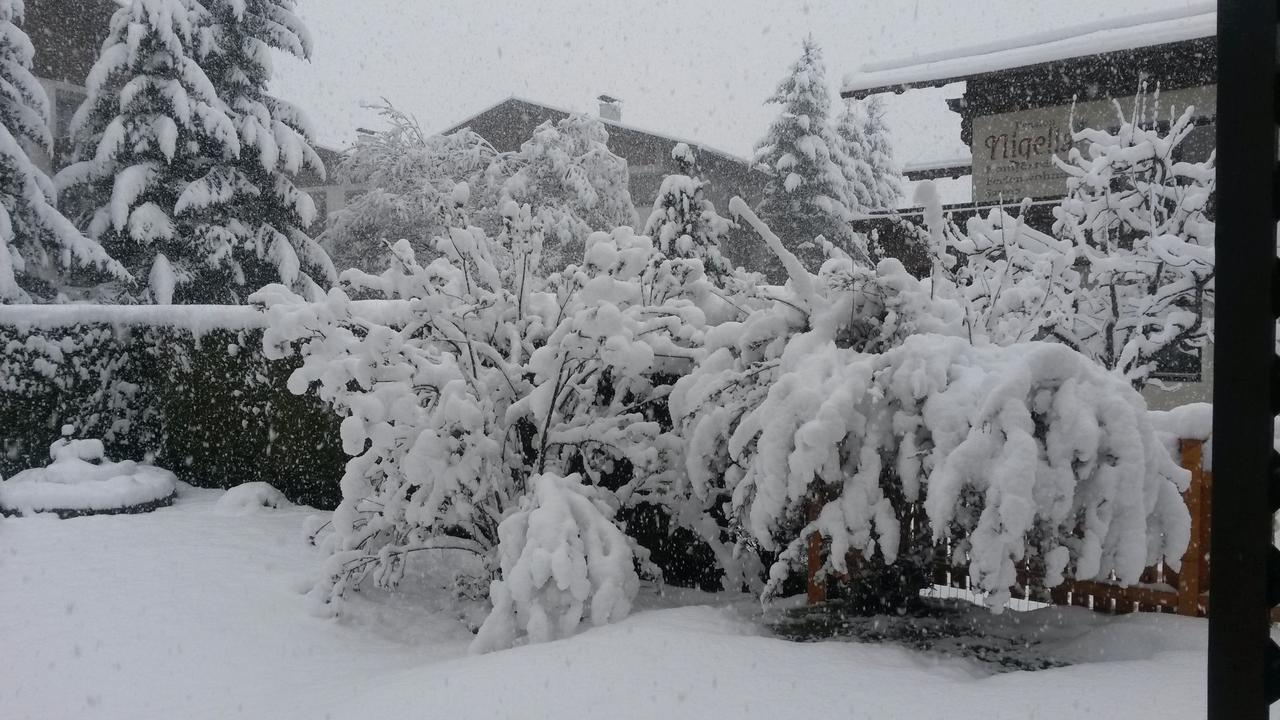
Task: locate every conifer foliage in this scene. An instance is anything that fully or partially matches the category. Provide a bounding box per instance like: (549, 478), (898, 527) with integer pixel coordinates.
(752, 36), (862, 278)
(833, 95), (903, 214)
(641, 144), (734, 279)
(0, 0), (128, 301)
(190, 0), (335, 300)
(57, 0), (332, 303)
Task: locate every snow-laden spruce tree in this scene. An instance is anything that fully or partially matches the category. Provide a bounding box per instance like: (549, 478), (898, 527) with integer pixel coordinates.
(57, 0), (241, 303)
(752, 36), (863, 280)
(260, 195), (723, 646)
(670, 198), (1190, 614)
(833, 96), (903, 214)
(641, 144), (734, 280)
(496, 114), (638, 272)
(321, 102), (500, 273)
(185, 0), (335, 301)
(0, 0), (130, 301)
(1049, 100), (1215, 388)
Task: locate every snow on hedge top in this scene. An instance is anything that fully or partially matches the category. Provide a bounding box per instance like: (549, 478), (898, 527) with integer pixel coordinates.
(842, 3), (1214, 96)
(0, 299), (414, 333)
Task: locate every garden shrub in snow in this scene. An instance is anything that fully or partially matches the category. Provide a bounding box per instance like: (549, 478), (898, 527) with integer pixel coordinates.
(672, 199), (1191, 614)
(470, 472), (639, 652)
(260, 195), (719, 623)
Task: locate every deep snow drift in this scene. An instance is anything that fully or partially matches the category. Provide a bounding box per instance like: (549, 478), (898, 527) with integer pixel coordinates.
(0, 484), (1235, 720)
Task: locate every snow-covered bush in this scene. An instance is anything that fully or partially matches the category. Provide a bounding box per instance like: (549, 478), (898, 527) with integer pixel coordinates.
(496, 114), (639, 271)
(672, 199), (1189, 614)
(470, 473), (639, 653)
(260, 203), (713, 620)
(1050, 100), (1214, 388)
(322, 102), (500, 273)
(0, 0), (129, 301)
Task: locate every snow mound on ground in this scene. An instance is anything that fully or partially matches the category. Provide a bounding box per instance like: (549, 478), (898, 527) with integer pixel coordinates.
(0, 437), (176, 515)
(215, 482), (292, 516)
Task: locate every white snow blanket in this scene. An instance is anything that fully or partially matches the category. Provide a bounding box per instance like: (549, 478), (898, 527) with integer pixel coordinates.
(0, 438), (176, 514)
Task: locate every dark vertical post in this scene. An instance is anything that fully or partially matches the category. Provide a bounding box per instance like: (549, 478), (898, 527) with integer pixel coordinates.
(1210, 1), (1278, 718)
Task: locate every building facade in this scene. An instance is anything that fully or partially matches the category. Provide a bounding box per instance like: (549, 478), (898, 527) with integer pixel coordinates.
(842, 6), (1217, 410)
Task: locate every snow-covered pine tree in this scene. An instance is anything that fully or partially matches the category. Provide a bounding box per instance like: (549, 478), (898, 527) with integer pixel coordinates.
(497, 113), (638, 272)
(752, 36), (862, 281)
(57, 0), (241, 303)
(833, 95), (903, 214)
(187, 0), (335, 301)
(641, 144), (733, 279)
(0, 0), (129, 301)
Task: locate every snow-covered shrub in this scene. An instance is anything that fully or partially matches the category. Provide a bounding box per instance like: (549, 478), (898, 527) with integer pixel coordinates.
(322, 102), (500, 273)
(672, 199), (1189, 614)
(0, 308), (345, 506)
(496, 114), (639, 271)
(1049, 99), (1214, 388)
(470, 473), (639, 653)
(215, 481), (292, 515)
(261, 205), (712, 618)
(0, 0), (129, 301)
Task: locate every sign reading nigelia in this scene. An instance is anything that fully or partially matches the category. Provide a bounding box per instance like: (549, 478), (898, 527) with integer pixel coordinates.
(970, 86), (1215, 204)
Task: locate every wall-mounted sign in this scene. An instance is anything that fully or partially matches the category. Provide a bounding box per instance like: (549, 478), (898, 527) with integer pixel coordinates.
(971, 85), (1215, 204)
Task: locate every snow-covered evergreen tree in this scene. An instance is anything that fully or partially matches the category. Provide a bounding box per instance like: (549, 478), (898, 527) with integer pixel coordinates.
(0, 0), (129, 301)
(185, 0), (335, 301)
(497, 114), (638, 272)
(833, 95), (903, 213)
(641, 144), (734, 279)
(752, 36), (862, 280)
(57, 0), (241, 303)
(321, 102), (499, 273)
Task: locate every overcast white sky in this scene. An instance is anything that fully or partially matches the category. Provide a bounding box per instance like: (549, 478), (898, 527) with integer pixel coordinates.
(272, 0), (1203, 165)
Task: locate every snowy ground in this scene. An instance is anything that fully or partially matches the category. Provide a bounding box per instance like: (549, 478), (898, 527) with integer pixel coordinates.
(0, 483), (1243, 720)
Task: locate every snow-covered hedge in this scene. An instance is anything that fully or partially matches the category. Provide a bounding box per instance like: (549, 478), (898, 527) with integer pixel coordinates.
(0, 305), (345, 507)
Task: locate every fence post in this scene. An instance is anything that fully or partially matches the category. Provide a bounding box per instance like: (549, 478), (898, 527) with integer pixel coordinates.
(806, 498), (825, 605)
(1178, 438), (1206, 617)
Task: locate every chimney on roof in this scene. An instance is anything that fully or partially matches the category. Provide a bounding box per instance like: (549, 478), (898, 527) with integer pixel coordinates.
(597, 94), (622, 123)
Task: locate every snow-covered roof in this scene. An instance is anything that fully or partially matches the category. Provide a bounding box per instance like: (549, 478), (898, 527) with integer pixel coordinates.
(843, 3), (1215, 97)
(442, 95), (754, 167)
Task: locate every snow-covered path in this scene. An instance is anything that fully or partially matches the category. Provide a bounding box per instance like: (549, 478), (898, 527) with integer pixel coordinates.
(0, 484), (1228, 719)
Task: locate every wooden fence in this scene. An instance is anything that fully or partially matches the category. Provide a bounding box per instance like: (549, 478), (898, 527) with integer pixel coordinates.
(806, 438), (1214, 616)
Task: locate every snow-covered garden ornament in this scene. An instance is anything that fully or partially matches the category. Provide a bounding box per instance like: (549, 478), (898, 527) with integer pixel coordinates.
(0, 427), (177, 518)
